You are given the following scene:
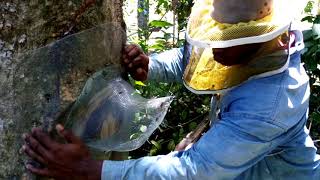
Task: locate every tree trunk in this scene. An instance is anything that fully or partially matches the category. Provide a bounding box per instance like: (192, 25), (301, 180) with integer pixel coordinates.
(317, 0), (320, 15)
(0, 0), (125, 179)
(138, 0), (149, 39)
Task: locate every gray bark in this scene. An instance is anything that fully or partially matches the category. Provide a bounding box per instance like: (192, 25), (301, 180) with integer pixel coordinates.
(0, 0), (125, 179)
(138, 0), (149, 39)
(318, 0), (320, 15)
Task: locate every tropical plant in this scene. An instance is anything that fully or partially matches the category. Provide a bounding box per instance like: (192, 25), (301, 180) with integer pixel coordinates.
(302, 1), (320, 148)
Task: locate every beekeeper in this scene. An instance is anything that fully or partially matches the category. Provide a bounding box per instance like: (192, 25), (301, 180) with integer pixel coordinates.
(23, 0), (320, 179)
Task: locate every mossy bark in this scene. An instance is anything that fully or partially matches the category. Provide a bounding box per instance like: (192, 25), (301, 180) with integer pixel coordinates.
(0, 0), (125, 179)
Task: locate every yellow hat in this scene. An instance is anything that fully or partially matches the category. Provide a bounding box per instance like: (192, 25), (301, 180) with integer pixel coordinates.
(186, 0), (306, 48)
(182, 0), (306, 94)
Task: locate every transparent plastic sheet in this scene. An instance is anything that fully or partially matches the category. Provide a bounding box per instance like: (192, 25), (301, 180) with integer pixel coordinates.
(65, 65), (174, 152)
(14, 23), (126, 131)
(15, 23), (173, 152)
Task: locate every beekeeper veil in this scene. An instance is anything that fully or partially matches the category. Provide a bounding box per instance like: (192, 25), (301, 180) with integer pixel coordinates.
(183, 0), (307, 94)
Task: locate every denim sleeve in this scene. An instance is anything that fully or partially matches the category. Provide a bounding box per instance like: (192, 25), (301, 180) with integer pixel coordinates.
(147, 47), (184, 82)
(101, 113), (285, 180)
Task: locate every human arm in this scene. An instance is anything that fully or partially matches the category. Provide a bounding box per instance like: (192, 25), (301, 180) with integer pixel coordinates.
(122, 44), (185, 82)
(147, 47), (185, 82)
(22, 113), (284, 180)
(101, 112), (287, 180)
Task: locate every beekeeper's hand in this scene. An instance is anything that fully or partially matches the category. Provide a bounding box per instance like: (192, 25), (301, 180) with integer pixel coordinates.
(22, 124), (102, 179)
(122, 44), (149, 81)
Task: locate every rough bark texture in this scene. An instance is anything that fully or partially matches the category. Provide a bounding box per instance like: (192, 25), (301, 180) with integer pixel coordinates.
(0, 0), (125, 179)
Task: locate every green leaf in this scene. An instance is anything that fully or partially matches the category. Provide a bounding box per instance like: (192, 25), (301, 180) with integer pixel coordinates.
(130, 133), (140, 140)
(149, 20), (173, 29)
(179, 128), (184, 137)
(310, 112), (320, 122)
(151, 140), (161, 150)
(138, 7), (144, 13)
(134, 112), (143, 123)
(303, 29), (314, 41)
(150, 148), (158, 155)
(188, 122), (198, 131)
(302, 16), (314, 23)
(314, 15), (320, 24)
(312, 24), (320, 39)
(304, 1), (314, 14)
(304, 41), (316, 49)
(135, 81), (146, 86)
(149, 43), (164, 49)
(167, 140), (176, 151)
(181, 110), (188, 120)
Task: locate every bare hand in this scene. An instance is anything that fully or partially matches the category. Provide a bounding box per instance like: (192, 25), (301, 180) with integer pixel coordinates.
(22, 124), (102, 179)
(122, 44), (149, 81)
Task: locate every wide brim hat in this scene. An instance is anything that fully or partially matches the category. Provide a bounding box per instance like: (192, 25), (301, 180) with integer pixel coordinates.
(183, 0), (307, 94)
(186, 0), (307, 48)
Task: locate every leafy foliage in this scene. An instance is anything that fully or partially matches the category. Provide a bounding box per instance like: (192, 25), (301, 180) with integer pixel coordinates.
(129, 82), (210, 158)
(128, 0), (204, 159)
(149, 20), (173, 28)
(301, 3), (320, 148)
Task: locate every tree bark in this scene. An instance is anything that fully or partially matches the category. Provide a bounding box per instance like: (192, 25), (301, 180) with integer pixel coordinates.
(0, 0), (125, 179)
(138, 0), (149, 39)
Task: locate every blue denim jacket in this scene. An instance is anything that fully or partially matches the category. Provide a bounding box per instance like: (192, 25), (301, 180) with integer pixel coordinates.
(102, 31), (320, 179)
